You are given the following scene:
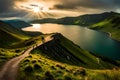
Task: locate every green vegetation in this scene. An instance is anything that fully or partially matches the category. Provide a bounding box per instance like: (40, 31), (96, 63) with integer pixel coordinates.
(31, 33), (119, 69)
(0, 32), (51, 66)
(11, 34), (49, 48)
(0, 21), (47, 48)
(18, 52), (120, 80)
(31, 12), (115, 26)
(18, 33), (120, 80)
(90, 14), (120, 41)
(0, 21), (30, 48)
(3, 20), (32, 29)
(1, 12), (120, 80)
(0, 48), (24, 66)
(87, 69), (120, 80)
(0, 21), (50, 67)
(18, 54), (87, 80)
(0, 21), (30, 66)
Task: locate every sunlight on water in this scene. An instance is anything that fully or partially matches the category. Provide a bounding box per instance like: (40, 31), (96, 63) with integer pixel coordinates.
(23, 23), (120, 60)
(22, 24), (41, 32)
(32, 24), (41, 29)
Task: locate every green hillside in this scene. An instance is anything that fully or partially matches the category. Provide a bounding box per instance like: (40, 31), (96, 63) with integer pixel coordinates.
(91, 14), (120, 40)
(18, 33), (120, 80)
(18, 54), (120, 80)
(0, 19), (119, 79)
(0, 21), (29, 48)
(0, 12), (120, 80)
(31, 33), (119, 69)
(0, 21), (31, 65)
(3, 20), (32, 29)
(31, 12), (116, 26)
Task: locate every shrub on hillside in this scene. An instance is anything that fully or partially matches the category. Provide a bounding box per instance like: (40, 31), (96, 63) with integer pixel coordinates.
(24, 65), (33, 73)
(34, 63), (42, 72)
(56, 64), (65, 69)
(23, 59), (30, 63)
(74, 67), (86, 76)
(63, 74), (72, 80)
(32, 60), (37, 63)
(44, 71), (55, 80)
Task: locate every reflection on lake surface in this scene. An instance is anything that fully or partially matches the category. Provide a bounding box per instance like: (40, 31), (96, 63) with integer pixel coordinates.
(22, 23), (120, 60)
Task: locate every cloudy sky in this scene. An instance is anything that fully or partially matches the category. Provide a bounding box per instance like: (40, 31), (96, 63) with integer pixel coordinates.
(0, 0), (120, 19)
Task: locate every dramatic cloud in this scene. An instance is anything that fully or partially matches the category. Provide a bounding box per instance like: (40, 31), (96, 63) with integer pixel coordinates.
(53, 0), (120, 11)
(0, 0), (120, 13)
(0, 0), (14, 13)
(0, 0), (120, 19)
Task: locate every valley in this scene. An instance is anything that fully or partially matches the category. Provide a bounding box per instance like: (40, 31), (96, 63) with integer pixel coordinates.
(0, 12), (120, 80)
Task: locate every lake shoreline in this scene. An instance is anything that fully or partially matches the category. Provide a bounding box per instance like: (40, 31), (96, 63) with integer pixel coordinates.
(23, 23), (120, 60)
(96, 30), (120, 43)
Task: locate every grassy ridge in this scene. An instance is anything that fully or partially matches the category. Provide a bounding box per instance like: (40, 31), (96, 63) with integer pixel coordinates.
(18, 33), (120, 80)
(0, 33), (51, 67)
(0, 21), (29, 40)
(0, 20), (52, 66)
(0, 21), (46, 66)
(31, 12), (115, 26)
(90, 14), (120, 41)
(31, 33), (119, 69)
(0, 29), (22, 48)
(0, 21), (30, 48)
(0, 12), (120, 79)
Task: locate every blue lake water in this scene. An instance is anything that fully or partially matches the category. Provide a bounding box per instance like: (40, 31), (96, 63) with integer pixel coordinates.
(23, 23), (120, 60)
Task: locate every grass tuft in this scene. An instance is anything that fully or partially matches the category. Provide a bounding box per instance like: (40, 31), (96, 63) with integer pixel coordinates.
(44, 71), (55, 80)
(24, 65), (33, 73)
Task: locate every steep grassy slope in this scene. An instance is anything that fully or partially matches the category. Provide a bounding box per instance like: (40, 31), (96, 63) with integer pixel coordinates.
(32, 33), (119, 69)
(18, 33), (120, 80)
(0, 21), (29, 48)
(0, 32), (51, 68)
(0, 21), (31, 66)
(18, 54), (120, 80)
(32, 12), (116, 26)
(91, 14), (120, 40)
(18, 54), (87, 80)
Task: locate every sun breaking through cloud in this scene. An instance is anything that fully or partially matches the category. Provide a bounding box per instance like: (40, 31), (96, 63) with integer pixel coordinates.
(0, 0), (120, 20)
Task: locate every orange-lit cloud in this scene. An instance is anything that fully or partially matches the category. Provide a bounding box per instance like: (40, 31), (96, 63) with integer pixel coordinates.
(1, 0), (120, 13)
(0, 0), (120, 19)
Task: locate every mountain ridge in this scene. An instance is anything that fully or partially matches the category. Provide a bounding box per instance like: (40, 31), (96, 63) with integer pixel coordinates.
(90, 13), (120, 40)
(31, 33), (120, 69)
(0, 17), (120, 80)
(0, 21), (29, 48)
(3, 20), (32, 29)
(17, 33), (120, 80)
(31, 11), (118, 26)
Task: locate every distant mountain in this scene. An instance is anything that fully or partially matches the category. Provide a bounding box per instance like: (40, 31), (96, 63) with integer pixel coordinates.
(2, 20), (43, 36)
(91, 14), (120, 40)
(31, 12), (117, 26)
(0, 21), (29, 48)
(3, 20), (31, 29)
(32, 33), (120, 69)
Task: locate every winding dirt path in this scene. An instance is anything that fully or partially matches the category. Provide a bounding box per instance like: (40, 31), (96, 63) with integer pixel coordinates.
(0, 36), (53, 80)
